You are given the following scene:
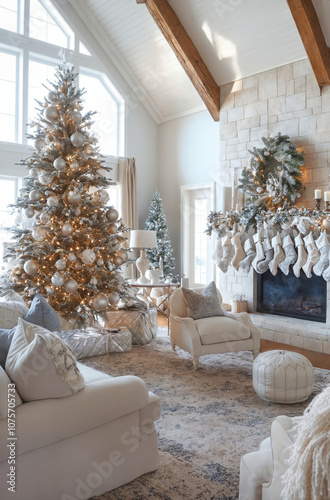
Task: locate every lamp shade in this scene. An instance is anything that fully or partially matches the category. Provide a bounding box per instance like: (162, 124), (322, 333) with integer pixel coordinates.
(130, 230), (157, 249)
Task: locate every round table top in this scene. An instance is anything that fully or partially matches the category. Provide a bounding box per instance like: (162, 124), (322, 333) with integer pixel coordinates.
(130, 282), (180, 287)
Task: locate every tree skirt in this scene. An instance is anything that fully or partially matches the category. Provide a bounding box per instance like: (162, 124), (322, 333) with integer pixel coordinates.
(81, 328), (330, 500)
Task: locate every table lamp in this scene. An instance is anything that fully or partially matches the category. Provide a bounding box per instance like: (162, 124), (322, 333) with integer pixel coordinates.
(130, 230), (157, 284)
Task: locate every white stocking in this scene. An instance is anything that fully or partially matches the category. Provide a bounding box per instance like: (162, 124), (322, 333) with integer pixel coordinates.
(302, 233), (320, 278)
(238, 238), (256, 274)
(313, 232), (330, 276)
(256, 238), (274, 274)
(212, 234), (223, 266)
(268, 232), (285, 276)
(252, 232), (265, 272)
(292, 234), (308, 278)
(278, 235), (297, 275)
(231, 233), (245, 270)
(219, 233), (234, 273)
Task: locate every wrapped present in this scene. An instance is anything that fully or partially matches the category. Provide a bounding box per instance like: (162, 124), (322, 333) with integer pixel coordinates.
(102, 307), (157, 345)
(60, 327), (132, 359)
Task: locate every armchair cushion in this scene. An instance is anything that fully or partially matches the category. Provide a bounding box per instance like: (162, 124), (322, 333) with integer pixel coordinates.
(5, 319), (85, 401)
(195, 316), (251, 345)
(182, 281), (223, 320)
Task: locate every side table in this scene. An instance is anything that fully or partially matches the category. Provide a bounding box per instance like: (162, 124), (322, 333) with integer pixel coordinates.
(131, 282), (180, 334)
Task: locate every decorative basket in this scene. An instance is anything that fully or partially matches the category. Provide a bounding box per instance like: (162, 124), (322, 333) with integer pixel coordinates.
(231, 300), (248, 313)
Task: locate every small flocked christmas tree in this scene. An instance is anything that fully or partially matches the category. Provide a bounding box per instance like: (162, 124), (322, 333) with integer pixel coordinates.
(6, 52), (131, 327)
(144, 189), (177, 280)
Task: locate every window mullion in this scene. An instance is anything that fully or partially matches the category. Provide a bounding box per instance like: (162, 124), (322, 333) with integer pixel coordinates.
(23, 0), (30, 37)
(21, 46), (30, 145)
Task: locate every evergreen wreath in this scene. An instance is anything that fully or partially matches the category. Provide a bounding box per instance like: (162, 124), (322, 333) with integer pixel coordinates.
(238, 132), (304, 226)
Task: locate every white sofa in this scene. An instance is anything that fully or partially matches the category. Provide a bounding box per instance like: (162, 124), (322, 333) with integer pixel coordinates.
(0, 362), (161, 500)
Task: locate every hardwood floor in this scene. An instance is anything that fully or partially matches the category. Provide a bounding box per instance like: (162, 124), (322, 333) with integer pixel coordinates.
(158, 315), (330, 370)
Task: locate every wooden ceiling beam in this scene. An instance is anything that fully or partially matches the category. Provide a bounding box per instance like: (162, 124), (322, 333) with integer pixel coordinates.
(287, 0), (330, 87)
(136, 0), (220, 121)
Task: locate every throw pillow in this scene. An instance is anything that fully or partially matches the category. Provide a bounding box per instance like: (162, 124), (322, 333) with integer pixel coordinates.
(182, 281), (223, 320)
(0, 290), (26, 306)
(24, 293), (61, 333)
(5, 319), (85, 402)
(0, 327), (16, 369)
(0, 366), (22, 419)
(0, 300), (28, 329)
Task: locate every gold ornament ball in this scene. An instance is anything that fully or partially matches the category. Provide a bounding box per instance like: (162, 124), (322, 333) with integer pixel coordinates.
(44, 105), (59, 122)
(24, 207), (35, 218)
(92, 294), (109, 311)
(32, 227), (47, 242)
(108, 291), (120, 305)
(113, 256), (123, 266)
(47, 91), (57, 102)
(53, 157), (66, 171)
(64, 278), (79, 293)
(117, 249), (128, 263)
(29, 190), (42, 201)
(70, 132), (85, 147)
(108, 223), (118, 234)
(23, 259), (39, 276)
(61, 223), (74, 236)
(81, 248), (96, 265)
(323, 218), (330, 229)
(106, 208), (119, 222)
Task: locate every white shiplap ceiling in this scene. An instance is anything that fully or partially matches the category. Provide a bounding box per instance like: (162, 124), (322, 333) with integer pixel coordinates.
(74, 0), (329, 122)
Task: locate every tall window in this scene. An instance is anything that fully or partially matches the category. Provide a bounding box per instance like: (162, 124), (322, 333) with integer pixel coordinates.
(0, 0), (19, 33)
(29, 0), (74, 48)
(28, 57), (57, 122)
(181, 183), (215, 287)
(0, 49), (19, 143)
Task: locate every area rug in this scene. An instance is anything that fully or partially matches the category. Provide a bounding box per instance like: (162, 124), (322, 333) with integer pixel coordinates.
(81, 328), (330, 500)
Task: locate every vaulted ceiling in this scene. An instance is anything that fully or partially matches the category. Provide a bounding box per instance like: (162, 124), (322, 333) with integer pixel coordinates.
(67, 0), (330, 123)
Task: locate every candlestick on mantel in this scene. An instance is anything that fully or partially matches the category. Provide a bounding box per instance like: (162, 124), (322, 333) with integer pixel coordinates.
(314, 189), (321, 199)
(324, 191), (330, 211)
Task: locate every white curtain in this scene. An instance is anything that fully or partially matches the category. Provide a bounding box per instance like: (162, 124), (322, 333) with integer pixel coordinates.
(118, 157), (138, 251)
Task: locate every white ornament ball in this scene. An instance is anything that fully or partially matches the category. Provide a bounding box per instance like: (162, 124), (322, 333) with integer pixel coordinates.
(264, 151), (270, 156)
(117, 249), (128, 263)
(106, 208), (119, 222)
(55, 259), (67, 270)
(44, 105), (59, 122)
(68, 253), (77, 262)
(323, 219), (330, 229)
(32, 227), (47, 242)
(61, 223), (74, 236)
(46, 285), (55, 295)
(92, 294), (108, 311)
(34, 138), (45, 152)
(108, 223), (118, 234)
(90, 277), (98, 285)
(72, 111), (82, 123)
(23, 259), (39, 276)
(93, 189), (109, 204)
(64, 278), (79, 293)
(256, 187), (264, 193)
(51, 273), (65, 287)
(70, 162), (80, 172)
(67, 191), (81, 205)
(53, 157), (66, 171)
(29, 167), (38, 177)
(108, 291), (120, 306)
(24, 207), (35, 218)
(38, 172), (52, 185)
(47, 196), (59, 208)
(47, 91), (57, 102)
(70, 132), (85, 147)
(113, 256), (123, 266)
(29, 190), (41, 201)
(81, 249), (96, 265)
(97, 259), (104, 266)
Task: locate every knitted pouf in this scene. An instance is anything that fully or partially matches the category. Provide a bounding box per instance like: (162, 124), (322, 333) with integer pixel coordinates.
(253, 350), (314, 403)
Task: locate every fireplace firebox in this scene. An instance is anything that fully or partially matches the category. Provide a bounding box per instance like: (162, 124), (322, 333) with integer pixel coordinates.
(257, 270), (326, 323)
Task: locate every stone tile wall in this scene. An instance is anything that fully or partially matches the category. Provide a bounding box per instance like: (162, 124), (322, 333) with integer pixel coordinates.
(218, 58), (330, 353)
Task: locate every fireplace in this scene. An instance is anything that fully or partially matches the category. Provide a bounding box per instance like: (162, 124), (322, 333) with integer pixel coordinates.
(257, 270), (327, 323)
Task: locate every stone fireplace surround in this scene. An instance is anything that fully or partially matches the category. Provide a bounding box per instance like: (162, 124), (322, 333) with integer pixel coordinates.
(217, 264), (330, 355)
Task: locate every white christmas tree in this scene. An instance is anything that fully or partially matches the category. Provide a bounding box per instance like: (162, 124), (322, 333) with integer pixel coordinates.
(6, 52), (130, 327)
(144, 189), (177, 281)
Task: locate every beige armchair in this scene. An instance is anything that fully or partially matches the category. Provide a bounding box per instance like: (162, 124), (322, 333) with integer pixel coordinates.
(169, 287), (260, 369)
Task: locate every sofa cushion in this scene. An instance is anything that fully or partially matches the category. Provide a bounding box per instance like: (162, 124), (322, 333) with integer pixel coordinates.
(0, 298), (28, 329)
(0, 326), (16, 369)
(195, 316), (251, 345)
(0, 366), (22, 419)
(5, 319), (84, 401)
(0, 290), (26, 306)
(182, 281), (223, 320)
(24, 293), (61, 333)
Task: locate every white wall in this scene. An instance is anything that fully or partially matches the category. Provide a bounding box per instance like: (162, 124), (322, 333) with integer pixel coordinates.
(158, 110), (220, 276)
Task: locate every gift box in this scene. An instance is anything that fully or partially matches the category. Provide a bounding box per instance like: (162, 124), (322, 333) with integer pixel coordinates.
(60, 327), (132, 360)
(102, 307), (157, 345)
